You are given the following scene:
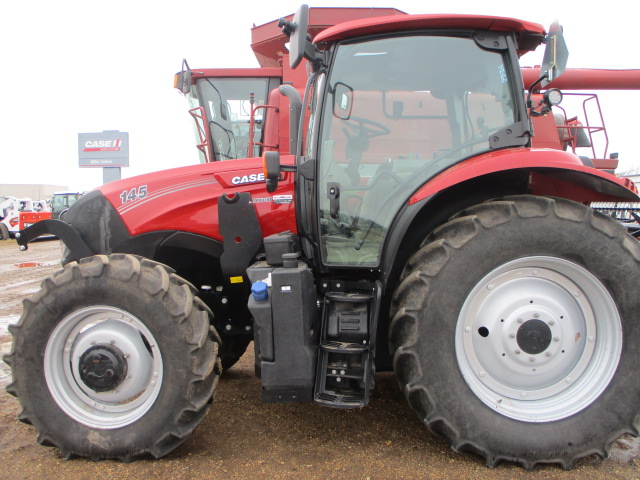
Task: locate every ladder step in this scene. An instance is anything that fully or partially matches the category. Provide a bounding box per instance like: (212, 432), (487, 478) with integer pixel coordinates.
(321, 341), (369, 353)
(314, 392), (365, 408)
(314, 283), (381, 409)
(324, 292), (373, 302)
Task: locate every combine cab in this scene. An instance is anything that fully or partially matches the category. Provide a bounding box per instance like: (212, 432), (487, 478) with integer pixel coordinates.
(5, 5), (640, 470)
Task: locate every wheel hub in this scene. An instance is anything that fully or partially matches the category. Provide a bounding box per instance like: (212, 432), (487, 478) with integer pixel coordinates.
(79, 344), (128, 392)
(456, 257), (622, 422)
(45, 307), (163, 429)
(516, 319), (552, 355)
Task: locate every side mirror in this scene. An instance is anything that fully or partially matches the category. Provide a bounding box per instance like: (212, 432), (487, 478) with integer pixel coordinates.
(279, 5), (312, 69)
(174, 58), (192, 95)
(289, 5), (309, 69)
(264, 151), (281, 193)
(540, 21), (569, 87)
(332, 82), (354, 120)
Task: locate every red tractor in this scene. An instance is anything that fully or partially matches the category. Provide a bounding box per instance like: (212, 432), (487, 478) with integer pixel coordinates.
(6, 5), (640, 470)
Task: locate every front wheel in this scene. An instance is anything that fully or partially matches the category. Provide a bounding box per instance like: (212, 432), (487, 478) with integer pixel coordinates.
(0, 223), (9, 240)
(4, 254), (221, 460)
(390, 196), (640, 469)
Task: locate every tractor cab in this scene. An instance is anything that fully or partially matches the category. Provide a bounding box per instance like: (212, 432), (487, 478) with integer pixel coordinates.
(275, 10), (557, 270)
(309, 32), (530, 266)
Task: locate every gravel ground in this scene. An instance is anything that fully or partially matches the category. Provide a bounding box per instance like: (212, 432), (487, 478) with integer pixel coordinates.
(1, 238), (640, 479)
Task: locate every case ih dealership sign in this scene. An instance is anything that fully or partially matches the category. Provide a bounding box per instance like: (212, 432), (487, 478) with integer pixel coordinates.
(78, 131), (129, 167)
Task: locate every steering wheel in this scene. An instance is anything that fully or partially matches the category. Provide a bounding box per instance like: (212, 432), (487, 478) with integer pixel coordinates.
(342, 116), (390, 139)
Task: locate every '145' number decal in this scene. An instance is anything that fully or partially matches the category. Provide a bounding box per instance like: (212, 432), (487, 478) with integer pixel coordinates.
(120, 185), (148, 204)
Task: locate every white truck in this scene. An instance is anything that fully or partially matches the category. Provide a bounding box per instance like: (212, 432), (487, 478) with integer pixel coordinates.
(0, 196), (51, 240)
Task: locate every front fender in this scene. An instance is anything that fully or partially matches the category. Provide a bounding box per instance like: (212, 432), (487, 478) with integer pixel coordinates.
(16, 219), (93, 260)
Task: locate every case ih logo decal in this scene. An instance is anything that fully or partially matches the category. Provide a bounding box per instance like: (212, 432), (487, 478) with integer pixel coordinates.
(231, 173), (265, 185)
(83, 139), (123, 152)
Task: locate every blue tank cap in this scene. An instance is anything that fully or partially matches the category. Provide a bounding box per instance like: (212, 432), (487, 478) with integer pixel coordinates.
(251, 281), (268, 301)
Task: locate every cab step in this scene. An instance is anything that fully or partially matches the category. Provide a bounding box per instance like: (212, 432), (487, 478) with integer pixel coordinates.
(314, 284), (381, 408)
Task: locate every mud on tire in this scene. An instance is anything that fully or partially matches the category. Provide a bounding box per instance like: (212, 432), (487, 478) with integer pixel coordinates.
(389, 195), (640, 469)
(3, 254), (222, 461)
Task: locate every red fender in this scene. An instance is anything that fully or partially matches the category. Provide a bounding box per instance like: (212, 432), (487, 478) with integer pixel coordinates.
(409, 148), (638, 205)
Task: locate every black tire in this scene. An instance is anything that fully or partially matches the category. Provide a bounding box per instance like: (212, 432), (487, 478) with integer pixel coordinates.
(219, 336), (251, 370)
(0, 223), (9, 240)
(389, 195), (640, 470)
(3, 254), (221, 461)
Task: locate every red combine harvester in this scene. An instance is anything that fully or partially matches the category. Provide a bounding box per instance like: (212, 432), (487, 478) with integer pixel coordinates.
(522, 67), (640, 236)
(175, 7), (406, 163)
(6, 5), (640, 470)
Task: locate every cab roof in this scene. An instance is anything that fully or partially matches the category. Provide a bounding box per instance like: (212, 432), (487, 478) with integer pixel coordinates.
(313, 14), (546, 56)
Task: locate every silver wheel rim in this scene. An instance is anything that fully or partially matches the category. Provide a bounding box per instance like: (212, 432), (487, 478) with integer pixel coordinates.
(455, 256), (622, 422)
(44, 306), (163, 429)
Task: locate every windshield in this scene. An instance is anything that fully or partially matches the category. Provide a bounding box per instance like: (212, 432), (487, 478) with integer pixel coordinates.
(317, 34), (518, 266)
(190, 78), (274, 161)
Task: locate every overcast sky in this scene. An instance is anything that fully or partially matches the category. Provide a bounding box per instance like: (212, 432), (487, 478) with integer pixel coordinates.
(2, 0), (638, 191)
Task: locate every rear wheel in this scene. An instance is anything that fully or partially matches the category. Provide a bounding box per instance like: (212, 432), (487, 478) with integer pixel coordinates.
(390, 196), (640, 469)
(4, 254), (221, 460)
